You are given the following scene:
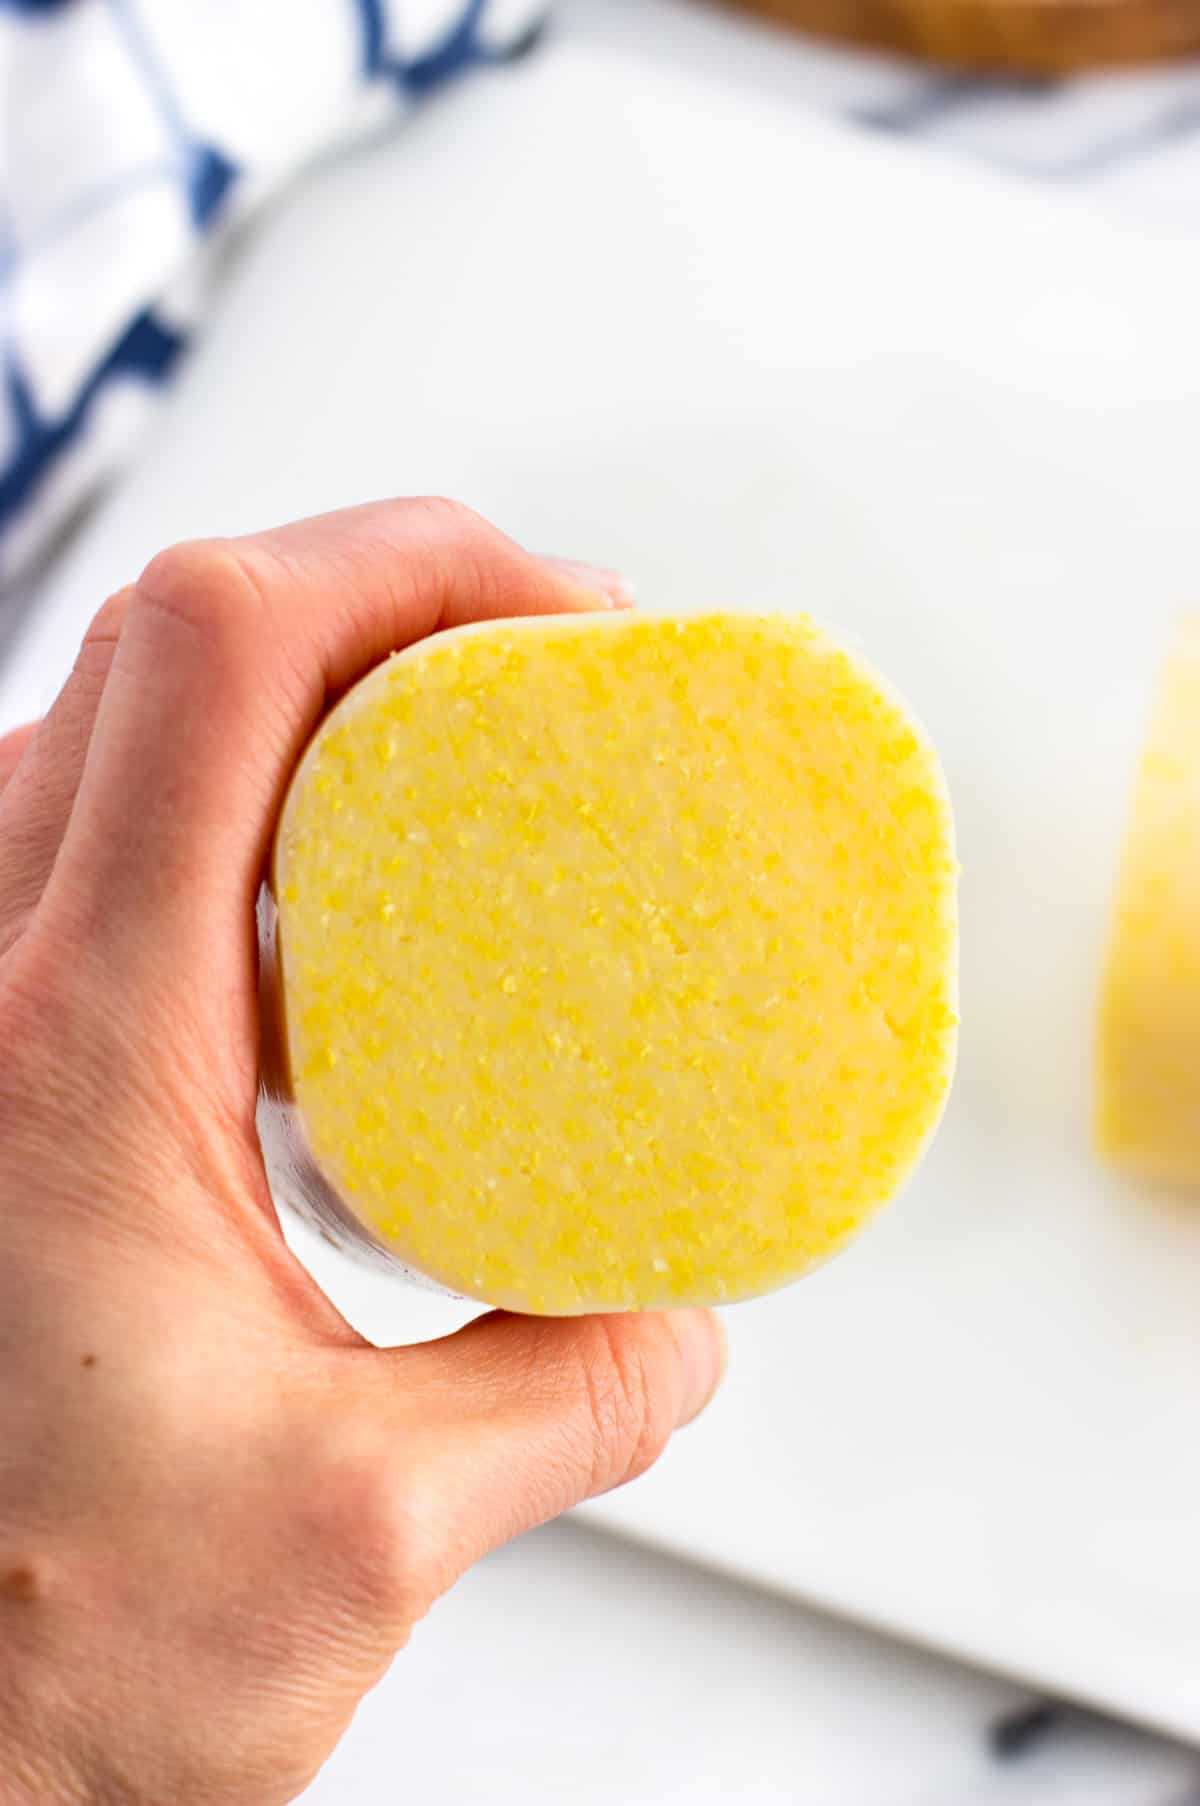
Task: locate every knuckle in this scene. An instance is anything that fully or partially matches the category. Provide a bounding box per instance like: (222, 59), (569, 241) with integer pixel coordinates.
(410, 494), (482, 537)
(578, 1316), (678, 1489)
(404, 496), (524, 617)
(134, 538), (266, 653)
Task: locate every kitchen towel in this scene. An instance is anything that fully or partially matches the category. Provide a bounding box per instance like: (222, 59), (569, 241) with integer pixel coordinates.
(0, 0), (546, 590)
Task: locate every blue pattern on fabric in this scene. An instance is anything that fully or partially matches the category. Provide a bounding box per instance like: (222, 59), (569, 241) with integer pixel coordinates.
(0, 0), (547, 586)
(395, 0), (489, 96)
(353, 0), (386, 75)
(186, 144), (237, 229)
(107, 0), (194, 153)
(355, 0), (511, 95)
(1, 311), (186, 538)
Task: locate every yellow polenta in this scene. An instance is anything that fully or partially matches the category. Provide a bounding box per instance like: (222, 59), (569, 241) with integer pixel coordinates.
(1098, 617), (1200, 1187)
(270, 612), (958, 1313)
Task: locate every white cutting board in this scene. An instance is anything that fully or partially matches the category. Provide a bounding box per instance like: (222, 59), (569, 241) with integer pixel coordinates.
(5, 41), (1200, 1742)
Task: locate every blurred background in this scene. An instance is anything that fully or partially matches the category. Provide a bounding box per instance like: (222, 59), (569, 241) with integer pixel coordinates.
(4, 1), (1200, 1800)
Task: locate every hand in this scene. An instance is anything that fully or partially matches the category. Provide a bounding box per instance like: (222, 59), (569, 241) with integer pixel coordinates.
(0, 500), (725, 1806)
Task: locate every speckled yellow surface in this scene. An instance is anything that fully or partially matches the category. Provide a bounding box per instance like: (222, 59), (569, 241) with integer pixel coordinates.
(272, 612), (958, 1313)
(1098, 616), (1200, 1188)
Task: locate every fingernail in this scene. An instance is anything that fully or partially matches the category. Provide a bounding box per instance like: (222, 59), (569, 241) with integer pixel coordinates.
(543, 556), (637, 610)
(669, 1308), (727, 1426)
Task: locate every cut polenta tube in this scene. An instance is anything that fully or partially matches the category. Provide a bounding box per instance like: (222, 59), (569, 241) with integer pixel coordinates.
(1097, 616), (1200, 1187)
(259, 611), (958, 1314)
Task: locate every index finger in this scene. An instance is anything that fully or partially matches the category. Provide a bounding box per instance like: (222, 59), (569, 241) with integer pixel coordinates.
(41, 499), (623, 991)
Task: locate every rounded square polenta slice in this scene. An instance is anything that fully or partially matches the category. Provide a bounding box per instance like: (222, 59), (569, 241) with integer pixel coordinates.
(264, 611), (958, 1314)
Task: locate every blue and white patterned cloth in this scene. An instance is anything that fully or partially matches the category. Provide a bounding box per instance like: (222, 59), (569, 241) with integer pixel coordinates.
(0, 0), (546, 588)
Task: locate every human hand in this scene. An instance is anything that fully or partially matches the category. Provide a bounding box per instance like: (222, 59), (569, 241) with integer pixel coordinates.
(0, 500), (725, 1806)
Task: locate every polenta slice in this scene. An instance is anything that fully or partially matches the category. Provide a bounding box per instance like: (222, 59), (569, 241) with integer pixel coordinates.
(262, 612), (957, 1313)
(1098, 617), (1200, 1187)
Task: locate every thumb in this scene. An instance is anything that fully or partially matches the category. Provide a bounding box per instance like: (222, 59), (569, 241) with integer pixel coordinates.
(358, 1308), (726, 1600)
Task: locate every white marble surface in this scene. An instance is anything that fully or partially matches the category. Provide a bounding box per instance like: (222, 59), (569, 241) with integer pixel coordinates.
(299, 1522), (1199, 1805)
